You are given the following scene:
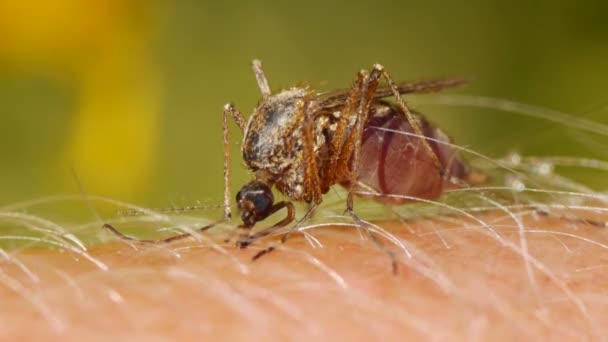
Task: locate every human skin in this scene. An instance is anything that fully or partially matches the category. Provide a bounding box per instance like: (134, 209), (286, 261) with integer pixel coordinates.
(1, 211), (607, 341)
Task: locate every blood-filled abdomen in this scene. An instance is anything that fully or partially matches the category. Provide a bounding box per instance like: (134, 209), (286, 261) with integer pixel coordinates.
(347, 103), (469, 204)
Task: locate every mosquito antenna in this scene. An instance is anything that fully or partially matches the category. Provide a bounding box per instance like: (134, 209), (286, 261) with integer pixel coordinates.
(252, 59), (271, 97)
(119, 203), (224, 217)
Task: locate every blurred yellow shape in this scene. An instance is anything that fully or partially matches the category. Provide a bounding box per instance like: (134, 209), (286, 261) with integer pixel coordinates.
(67, 47), (160, 198)
(0, 0), (160, 198)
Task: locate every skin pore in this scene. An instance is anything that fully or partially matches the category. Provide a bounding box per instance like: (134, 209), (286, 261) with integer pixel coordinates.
(1, 208), (607, 340)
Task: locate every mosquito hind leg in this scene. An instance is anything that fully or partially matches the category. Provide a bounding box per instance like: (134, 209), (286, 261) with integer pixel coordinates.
(345, 209), (399, 274)
(533, 208), (607, 228)
(375, 64), (443, 174)
(340, 64), (399, 274)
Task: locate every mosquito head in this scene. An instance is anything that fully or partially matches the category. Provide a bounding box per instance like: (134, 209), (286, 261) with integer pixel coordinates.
(236, 180), (274, 227)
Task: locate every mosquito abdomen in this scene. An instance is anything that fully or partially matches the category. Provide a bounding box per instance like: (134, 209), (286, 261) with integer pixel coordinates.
(350, 103), (468, 204)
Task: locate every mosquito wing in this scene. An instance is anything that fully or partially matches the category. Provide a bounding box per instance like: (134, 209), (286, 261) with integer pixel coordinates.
(313, 78), (467, 109)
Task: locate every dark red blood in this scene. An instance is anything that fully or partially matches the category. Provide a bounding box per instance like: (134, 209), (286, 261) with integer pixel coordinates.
(353, 105), (468, 204)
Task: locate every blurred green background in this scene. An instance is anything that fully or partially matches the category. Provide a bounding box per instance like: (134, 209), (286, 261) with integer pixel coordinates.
(1, 0), (607, 213)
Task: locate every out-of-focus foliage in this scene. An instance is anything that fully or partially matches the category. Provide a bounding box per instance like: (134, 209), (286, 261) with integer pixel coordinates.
(0, 0), (607, 210)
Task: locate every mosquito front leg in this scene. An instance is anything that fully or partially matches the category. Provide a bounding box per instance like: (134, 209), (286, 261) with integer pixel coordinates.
(223, 103), (246, 220)
(102, 222), (218, 244)
(99, 104), (244, 245)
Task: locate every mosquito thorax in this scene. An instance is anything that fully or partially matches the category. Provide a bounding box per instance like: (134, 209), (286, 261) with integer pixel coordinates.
(241, 87), (311, 175)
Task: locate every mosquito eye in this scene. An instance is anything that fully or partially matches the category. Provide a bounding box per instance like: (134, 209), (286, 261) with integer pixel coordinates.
(236, 181), (274, 217)
(249, 191), (272, 214)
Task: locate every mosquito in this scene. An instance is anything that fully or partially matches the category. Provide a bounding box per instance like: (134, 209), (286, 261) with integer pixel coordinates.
(103, 60), (478, 273)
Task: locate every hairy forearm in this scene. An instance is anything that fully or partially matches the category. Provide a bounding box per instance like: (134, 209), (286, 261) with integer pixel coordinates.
(1, 211), (607, 340)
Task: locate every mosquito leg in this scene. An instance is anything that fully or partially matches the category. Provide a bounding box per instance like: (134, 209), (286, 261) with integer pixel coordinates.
(100, 102), (244, 245)
(102, 222), (218, 244)
(301, 103), (324, 206)
(533, 208), (607, 228)
(320, 70), (366, 190)
(346, 65), (382, 212)
(223, 103), (247, 220)
(235, 201), (296, 248)
(375, 65), (443, 174)
(335, 65), (399, 273)
(345, 209), (398, 274)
